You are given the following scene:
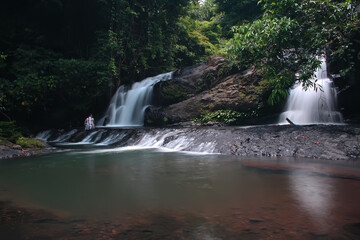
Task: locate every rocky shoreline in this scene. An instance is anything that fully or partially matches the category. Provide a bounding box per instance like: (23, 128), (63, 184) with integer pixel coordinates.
(0, 140), (56, 160)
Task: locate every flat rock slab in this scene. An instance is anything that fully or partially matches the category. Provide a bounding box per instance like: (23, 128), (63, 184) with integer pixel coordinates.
(63, 124), (360, 161)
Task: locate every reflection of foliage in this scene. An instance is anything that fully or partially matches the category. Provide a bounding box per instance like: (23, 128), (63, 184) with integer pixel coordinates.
(228, 0), (360, 104)
(194, 109), (258, 124)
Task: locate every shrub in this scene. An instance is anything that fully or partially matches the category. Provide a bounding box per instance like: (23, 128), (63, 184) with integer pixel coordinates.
(194, 109), (258, 124)
(0, 121), (23, 143)
(16, 137), (44, 148)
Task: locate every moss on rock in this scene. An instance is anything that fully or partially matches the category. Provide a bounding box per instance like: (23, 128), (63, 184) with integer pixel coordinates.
(16, 137), (44, 148)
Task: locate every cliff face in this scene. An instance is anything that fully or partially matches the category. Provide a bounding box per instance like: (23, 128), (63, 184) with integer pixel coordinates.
(152, 55), (228, 106)
(148, 55), (274, 125)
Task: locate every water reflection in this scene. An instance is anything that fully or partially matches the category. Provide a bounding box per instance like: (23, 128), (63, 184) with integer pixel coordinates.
(1, 152), (360, 239)
(289, 172), (335, 233)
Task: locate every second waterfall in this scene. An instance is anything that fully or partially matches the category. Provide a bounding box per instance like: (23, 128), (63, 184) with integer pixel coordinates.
(279, 58), (343, 125)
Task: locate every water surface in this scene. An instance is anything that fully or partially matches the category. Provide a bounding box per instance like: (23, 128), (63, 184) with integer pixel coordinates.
(1, 149), (360, 239)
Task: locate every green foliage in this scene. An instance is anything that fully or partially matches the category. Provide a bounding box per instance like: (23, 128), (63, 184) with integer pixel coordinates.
(0, 0), (229, 128)
(0, 53), (8, 115)
(227, 0), (360, 105)
(228, 16), (304, 104)
(215, 0), (263, 34)
(0, 121), (23, 143)
(228, 16), (299, 68)
(16, 137), (44, 148)
(194, 109), (258, 124)
(173, 0), (225, 67)
(2, 46), (109, 116)
(105, 0), (192, 86)
(259, 0), (359, 76)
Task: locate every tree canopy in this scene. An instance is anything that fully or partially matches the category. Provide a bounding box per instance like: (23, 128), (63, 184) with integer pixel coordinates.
(228, 0), (359, 104)
(0, 0), (359, 129)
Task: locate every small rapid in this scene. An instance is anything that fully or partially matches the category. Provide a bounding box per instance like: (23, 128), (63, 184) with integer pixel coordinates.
(37, 128), (218, 154)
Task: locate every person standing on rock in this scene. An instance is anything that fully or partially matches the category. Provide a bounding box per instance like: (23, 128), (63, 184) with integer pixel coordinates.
(84, 114), (95, 130)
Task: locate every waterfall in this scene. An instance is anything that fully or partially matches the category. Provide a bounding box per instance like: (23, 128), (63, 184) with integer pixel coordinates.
(98, 72), (173, 127)
(279, 58), (343, 125)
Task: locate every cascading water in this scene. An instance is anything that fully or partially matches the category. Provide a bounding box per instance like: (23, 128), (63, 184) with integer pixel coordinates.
(279, 58), (343, 125)
(98, 72), (173, 127)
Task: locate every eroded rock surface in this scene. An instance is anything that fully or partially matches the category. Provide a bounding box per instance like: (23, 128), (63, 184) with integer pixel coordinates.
(162, 68), (271, 122)
(149, 55), (273, 124)
(54, 124), (360, 161)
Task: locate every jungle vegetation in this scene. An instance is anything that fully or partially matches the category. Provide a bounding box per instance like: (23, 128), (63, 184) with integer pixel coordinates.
(0, 0), (358, 129)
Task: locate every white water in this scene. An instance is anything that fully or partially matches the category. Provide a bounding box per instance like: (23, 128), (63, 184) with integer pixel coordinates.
(36, 130), (53, 141)
(82, 129), (217, 155)
(134, 129), (217, 153)
(279, 58), (343, 125)
(48, 128), (217, 154)
(51, 129), (78, 142)
(98, 72), (173, 127)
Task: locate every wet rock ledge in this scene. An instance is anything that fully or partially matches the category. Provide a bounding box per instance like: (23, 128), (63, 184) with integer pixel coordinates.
(150, 124), (360, 161)
(218, 124), (360, 161)
(2, 124), (359, 161)
(54, 124), (360, 161)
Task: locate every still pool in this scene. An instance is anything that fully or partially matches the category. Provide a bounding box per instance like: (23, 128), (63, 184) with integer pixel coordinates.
(1, 149), (360, 239)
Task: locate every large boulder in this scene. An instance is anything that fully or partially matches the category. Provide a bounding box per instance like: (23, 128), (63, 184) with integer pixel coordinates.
(153, 55), (227, 106)
(161, 67), (272, 123)
(147, 55), (274, 125)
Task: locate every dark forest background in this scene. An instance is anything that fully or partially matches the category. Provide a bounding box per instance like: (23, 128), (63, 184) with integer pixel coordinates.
(0, 0), (358, 131)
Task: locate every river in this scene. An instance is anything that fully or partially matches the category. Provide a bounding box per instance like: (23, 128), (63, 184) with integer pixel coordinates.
(1, 148), (360, 239)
